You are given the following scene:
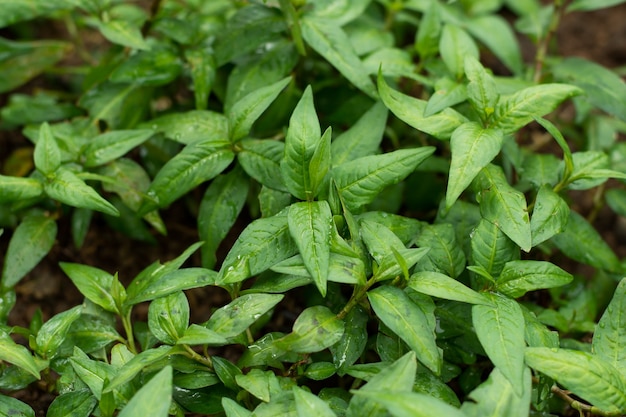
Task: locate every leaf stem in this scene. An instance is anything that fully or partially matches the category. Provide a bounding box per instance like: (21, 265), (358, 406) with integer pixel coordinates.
(337, 278), (376, 320)
(551, 385), (622, 416)
(533, 0), (567, 83)
(278, 0), (306, 56)
(122, 310), (137, 354)
(182, 344), (213, 368)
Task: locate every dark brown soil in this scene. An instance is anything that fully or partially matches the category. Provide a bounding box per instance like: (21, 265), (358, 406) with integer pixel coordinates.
(2, 3), (626, 416)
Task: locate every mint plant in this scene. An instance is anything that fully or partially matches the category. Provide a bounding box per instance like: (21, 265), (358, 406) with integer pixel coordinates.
(1, 0), (626, 416)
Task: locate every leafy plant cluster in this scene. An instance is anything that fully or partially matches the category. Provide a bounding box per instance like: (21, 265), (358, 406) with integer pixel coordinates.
(1, 0), (626, 416)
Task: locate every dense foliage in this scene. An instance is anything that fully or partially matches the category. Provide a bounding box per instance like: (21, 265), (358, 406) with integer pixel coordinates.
(1, 0), (626, 416)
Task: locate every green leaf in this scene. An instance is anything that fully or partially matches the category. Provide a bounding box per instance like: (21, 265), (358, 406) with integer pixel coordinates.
(492, 84), (582, 134)
(206, 294), (283, 340)
(33, 122), (61, 175)
(65, 314), (123, 354)
(359, 219), (405, 264)
(98, 19), (149, 50)
(525, 347), (626, 413)
(301, 17), (377, 99)
(0, 395), (35, 417)
(568, 151), (624, 190)
(470, 219), (520, 278)
(552, 57), (626, 122)
(35, 305), (82, 359)
(447, 123), (503, 209)
(593, 278), (626, 374)
(83, 129), (154, 167)
(306, 0), (371, 26)
(1, 215), (56, 289)
(461, 367), (531, 417)
(567, 0), (626, 11)
(377, 70), (467, 139)
(331, 101), (387, 166)
(474, 164), (531, 252)
(472, 293), (526, 395)
(45, 168), (119, 216)
(280, 86), (321, 200)
(275, 306), (345, 353)
(47, 389), (97, 417)
(118, 366), (172, 417)
(177, 325), (228, 346)
(0, 332), (41, 379)
(0, 40), (71, 94)
(70, 347), (115, 400)
(198, 167), (249, 269)
(345, 352), (417, 417)
(0, 1), (77, 27)
(148, 291), (189, 345)
(415, 1), (441, 59)
(466, 15), (523, 75)
(352, 390), (466, 417)
(530, 185), (569, 246)
(414, 223), (466, 278)
(59, 263), (120, 313)
(330, 305), (368, 374)
(223, 397), (252, 417)
(288, 201), (332, 295)
(79, 82), (147, 129)
(496, 260), (573, 298)
(0, 175), (43, 202)
(440, 24), (479, 79)
(104, 346), (172, 393)
(141, 110), (229, 145)
(235, 368), (272, 402)
(238, 139), (287, 192)
(145, 142), (234, 209)
(367, 286), (441, 374)
(294, 386), (337, 417)
(125, 267), (217, 305)
(219, 212), (297, 285)
(373, 247), (430, 283)
(409, 271), (492, 305)
(424, 78), (467, 117)
(332, 148), (435, 212)
(309, 127), (332, 198)
(228, 76), (291, 142)
(551, 210), (621, 272)
(185, 47), (216, 110)
(464, 55), (499, 121)
(110, 47), (181, 86)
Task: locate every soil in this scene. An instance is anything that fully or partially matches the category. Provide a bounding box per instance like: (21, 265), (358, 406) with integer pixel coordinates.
(1, 3), (626, 416)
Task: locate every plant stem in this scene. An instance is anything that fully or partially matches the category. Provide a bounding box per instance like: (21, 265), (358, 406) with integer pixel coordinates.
(533, 0), (567, 83)
(182, 344), (213, 368)
(551, 385), (622, 416)
(63, 15), (96, 65)
(337, 278), (376, 320)
(122, 310), (137, 354)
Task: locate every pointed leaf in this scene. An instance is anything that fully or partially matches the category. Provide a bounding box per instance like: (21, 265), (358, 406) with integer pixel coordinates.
(294, 386), (337, 417)
(447, 123), (503, 209)
(496, 260), (573, 298)
(440, 24), (479, 79)
(33, 122), (61, 175)
(301, 17), (377, 99)
(409, 271), (492, 305)
(83, 129), (154, 167)
(0, 175), (43, 202)
(219, 212), (297, 285)
(367, 286), (441, 374)
(35, 305), (82, 359)
(280, 86), (321, 200)
(465, 56), (499, 121)
(472, 293), (525, 395)
(525, 347), (626, 413)
(415, 1), (441, 59)
(70, 348), (115, 400)
(466, 15), (523, 75)
(141, 110), (228, 145)
(331, 101), (387, 166)
(118, 366), (172, 417)
(346, 352), (417, 417)
(593, 278), (626, 374)
(359, 219), (405, 265)
(45, 168), (119, 216)
(309, 127), (332, 198)
(104, 346), (172, 393)
(98, 19), (149, 50)
(148, 291), (189, 345)
(228, 77), (291, 142)
(288, 201), (332, 295)
(330, 305), (368, 374)
(333, 148), (435, 212)
(492, 84), (582, 134)
(1, 215), (56, 289)
(470, 218), (520, 278)
(377, 70), (467, 139)
(185, 47), (216, 110)
(206, 294), (283, 339)
(353, 390), (466, 417)
(530, 185), (569, 246)
(275, 306), (344, 353)
(474, 164), (531, 252)
(414, 223), (466, 278)
(177, 325), (229, 346)
(198, 168), (249, 269)
(461, 367), (531, 417)
(238, 139), (287, 192)
(222, 398), (252, 417)
(145, 142), (234, 209)
(59, 263), (119, 313)
(551, 210), (621, 272)
(0, 395), (35, 417)
(47, 389), (97, 417)
(0, 332), (41, 379)
(125, 267), (216, 305)
(424, 79), (467, 117)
